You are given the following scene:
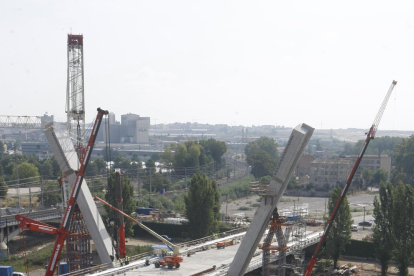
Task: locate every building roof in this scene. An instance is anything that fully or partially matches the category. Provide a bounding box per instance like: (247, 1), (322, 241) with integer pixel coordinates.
(311, 158), (352, 165)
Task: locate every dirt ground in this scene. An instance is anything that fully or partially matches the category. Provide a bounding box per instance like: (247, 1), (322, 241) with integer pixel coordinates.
(338, 256), (414, 276)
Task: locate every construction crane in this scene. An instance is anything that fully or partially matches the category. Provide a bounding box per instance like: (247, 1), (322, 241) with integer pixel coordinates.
(14, 108), (108, 276)
(94, 196), (184, 269)
(303, 80), (397, 276)
(66, 34), (86, 156)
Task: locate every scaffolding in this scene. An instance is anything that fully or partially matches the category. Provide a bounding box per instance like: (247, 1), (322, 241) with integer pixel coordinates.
(66, 205), (92, 272)
(261, 204), (307, 276)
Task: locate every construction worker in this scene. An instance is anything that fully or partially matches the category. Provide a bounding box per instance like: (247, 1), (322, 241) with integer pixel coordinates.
(119, 257), (124, 267)
(125, 255), (130, 265)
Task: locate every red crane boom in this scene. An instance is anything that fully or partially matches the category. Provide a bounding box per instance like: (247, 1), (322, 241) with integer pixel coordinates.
(44, 108), (108, 276)
(303, 80), (397, 276)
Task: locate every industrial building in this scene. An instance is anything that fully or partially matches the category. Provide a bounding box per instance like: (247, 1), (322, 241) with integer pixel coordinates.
(97, 112), (150, 144)
(310, 154), (391, 188)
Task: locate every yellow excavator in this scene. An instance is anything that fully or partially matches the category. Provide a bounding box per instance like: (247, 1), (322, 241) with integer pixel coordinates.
(94, 196), (183, 269)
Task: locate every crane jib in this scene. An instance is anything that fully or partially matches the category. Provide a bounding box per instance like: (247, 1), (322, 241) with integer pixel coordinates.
(303, 80), (397, 276)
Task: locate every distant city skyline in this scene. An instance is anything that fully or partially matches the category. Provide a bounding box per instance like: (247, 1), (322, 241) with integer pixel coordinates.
(1, 1), (414, 131)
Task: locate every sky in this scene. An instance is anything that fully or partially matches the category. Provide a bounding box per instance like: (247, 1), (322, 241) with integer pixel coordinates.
(1, 1), (414, 131)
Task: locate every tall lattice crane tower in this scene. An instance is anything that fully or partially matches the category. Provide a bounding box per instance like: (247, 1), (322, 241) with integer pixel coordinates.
(66, 34), (85, 157)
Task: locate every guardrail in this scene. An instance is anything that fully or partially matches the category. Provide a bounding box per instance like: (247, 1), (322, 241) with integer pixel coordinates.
(0, 210), (62, 227)
(59, 226), (249, 276)
(211, 232), (323, 276)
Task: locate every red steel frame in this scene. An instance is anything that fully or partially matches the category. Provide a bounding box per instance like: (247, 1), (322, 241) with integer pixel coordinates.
(303, 81), (397, 276)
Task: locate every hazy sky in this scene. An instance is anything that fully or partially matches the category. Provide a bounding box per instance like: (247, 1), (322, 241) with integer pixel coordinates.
(1, 1), (414, 131)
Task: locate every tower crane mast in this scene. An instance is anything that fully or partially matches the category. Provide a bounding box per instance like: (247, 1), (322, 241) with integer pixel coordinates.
(303, 80), (397, 276)
(66, 34), (85, 158)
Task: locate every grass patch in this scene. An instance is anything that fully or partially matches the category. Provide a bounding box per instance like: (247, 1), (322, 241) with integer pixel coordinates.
(351, 207), (363, 212)
(280, 198), (293, 202)
(2, 243), (63, 272)
(251, 203), (260, 207)
(126, 245), (152, 256)
(245, 201), (252, 204)
(238, 206), (251, 211)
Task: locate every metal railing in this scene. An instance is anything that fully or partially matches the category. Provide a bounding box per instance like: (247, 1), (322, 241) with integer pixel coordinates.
(0, 209), (62, 227)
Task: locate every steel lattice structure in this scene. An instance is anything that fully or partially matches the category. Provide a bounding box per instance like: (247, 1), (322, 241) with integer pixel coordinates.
(0, 115), (52, 129)
(66, 34), (85, 148)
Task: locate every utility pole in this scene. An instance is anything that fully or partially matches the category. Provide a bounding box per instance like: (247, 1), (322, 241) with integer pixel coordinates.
(185, 168), (187, 190)
(363, 206), (366, 230)
(40, 176), (44, 208)
(115, 170), (125, 258)
(29, 187), (32, 212)
(234, 159), (236, 180)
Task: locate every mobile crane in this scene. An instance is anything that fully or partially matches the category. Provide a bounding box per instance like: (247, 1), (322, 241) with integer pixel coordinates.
(16, 108), (108, 276)
(303, 80), (397, 276)
(93, 196), (184, 269)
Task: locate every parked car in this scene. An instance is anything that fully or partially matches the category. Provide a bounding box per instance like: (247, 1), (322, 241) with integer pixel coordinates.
(358, 221), (372, 227)
(352, 225), (358, 232)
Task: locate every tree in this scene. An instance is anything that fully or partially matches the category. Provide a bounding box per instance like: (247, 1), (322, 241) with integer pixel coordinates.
(316, 139), (323, 151)
(199, 139), (227, 165)
(103, 145), (117, 162)
(372, 169), (388, 186)
(49, 156), (61, 177)
(142, 172), (169, 192)
(185, 171), (220, 238)
(160, 145), (174, 167)
(94, 157), (107, 173)
(145, 158), (156, 175)
(104, 173), (135, 237)
(324, 187), (353, 268)
(361, 168), (373, 188)
(40, 160), (53, 177)
(150, 153), (160, 162)
(391, 182), (414, 276)
(373, 181), (394, 276)
(14, 162), (39, 182)
(0, 176), (7, 197)
(85, 161), (98, 176)
(393, 136), (414, 185)
(245, 136), (278, 161)
(39, 180), (61, 208)
(246, 150), (277, 178)
(0, 141), (4, 155)
(131, 152), (140, 162)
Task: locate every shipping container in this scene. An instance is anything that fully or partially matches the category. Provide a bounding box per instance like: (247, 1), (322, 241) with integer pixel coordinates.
(0, 266), (13, 276)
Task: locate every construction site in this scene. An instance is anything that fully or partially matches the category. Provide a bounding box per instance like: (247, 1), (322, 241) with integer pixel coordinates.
(0, 25), (405, 276)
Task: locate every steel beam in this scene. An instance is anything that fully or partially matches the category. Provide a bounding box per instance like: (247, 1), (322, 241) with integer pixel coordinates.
(45, 128), (114, 266)
(228, 123), (314, 276)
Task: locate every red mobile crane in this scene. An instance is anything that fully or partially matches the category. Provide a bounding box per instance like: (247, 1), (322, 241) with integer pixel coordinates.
(303, 80), (397, 276)
(16, 108), (108, 276)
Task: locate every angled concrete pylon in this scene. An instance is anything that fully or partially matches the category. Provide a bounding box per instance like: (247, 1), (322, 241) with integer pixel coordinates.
(228, 123), (314, 276)
(45, 128), (115, 266)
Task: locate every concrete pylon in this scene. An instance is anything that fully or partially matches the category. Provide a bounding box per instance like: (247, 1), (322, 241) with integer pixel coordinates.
(228, 123), (314, 276)
(45, 128), (115, 266)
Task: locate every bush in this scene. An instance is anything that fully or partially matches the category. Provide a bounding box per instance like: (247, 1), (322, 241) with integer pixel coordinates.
(219, 175), (255, 200)
(238, 206), (251, 211)
(343, 240), (375, 258)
